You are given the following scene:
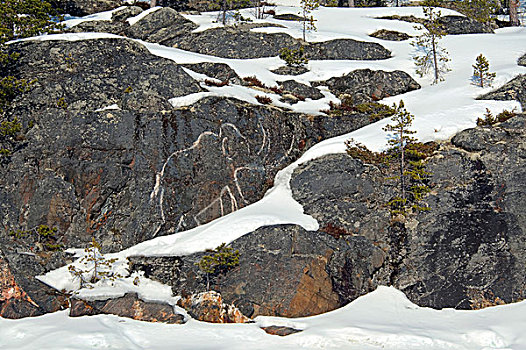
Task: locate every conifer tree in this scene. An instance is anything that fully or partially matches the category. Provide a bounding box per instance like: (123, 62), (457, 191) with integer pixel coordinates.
(457, 0), (498, 25)
(0, 0), (62, 161)
(472, 54), (496, 87)
(300, 0), (319, 41)
(412, 6), (450, 84)
(383, 100), (416, 214)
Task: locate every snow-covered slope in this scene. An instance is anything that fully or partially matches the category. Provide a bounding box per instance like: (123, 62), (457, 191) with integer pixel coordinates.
(1, 286), (525, 350)
(5, 4), (526, 349)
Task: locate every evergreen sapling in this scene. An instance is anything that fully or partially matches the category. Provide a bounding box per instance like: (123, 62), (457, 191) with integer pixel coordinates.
(472, 54), (496, 87)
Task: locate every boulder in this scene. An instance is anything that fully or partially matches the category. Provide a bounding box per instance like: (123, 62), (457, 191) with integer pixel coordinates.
(478, 74), (526, 109)
(0, 245), (69, 319)
(518, 53), (526, 67)
(271, 66), (309, 76)
(278, 80), (324, 101)
(177, 291), (251, 323)
(369, 29), (411, 41)
(306, 39), (391, 60)
(131, 224), (388, 318)
(315, 69), (421, 103)
(182, 62), (242, 85)
(70, 292), (186, 323)
(379, 14), (493, 34)
(124, 7), (198, 44)
(261, 326), (303, 336)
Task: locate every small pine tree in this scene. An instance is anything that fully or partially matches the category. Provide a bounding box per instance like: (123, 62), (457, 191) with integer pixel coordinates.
(195, 243), (240, 290)
(68, 238), (122, 289)
(279, 46), (308, 67)
(383, 100), (417, 215)
(412, 6), (450, 84)
(300, 0), (319, 41)
(472, 54), (496, 88)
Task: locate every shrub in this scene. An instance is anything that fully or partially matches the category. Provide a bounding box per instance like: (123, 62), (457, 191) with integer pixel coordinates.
(8, 224), (63, 251)
(255, 95), (272, 104)
(279, 46), (308, 67)
(196, 243), (240, 290)
(243, 76), (265, 88)
(68, 238), (122, 289)
(345, 138), (386, 165)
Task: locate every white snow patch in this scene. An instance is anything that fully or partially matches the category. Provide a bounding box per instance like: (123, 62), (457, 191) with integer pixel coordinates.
(126, 6), (162, 26)
(62, 6), (126, 28)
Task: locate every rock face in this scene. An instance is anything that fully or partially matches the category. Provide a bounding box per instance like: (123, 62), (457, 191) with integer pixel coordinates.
(478, 74), (526, 109)
(437, 15), (494, 35)
(379, 14), (494, 35)
(370, 29), (411, 41)
(50, 0), (121, 16)
(177, 291), (251, 323)
(9, 38), (201, 114)
(0, 245), (69, 319)
(316, 69), (421, 103)
(131, 224), (388, 318)
(289, 116), (526, 309)
(518, 54), (526, 67)
(70, 293), (186, 323)
(67, 7), (392, 61)
(1, 35), (402, 318)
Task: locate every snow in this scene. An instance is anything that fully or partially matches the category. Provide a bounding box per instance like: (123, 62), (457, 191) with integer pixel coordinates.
(2, 287), (526, 350)
(61, 6), (126, 28)
(126, 7), (162, 25)
(4, 4), (526, 349)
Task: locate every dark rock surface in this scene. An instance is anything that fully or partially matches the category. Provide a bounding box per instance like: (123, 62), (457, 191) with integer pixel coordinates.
(182, 62), (242, 85)
(50, 0), (121, 16)
(70, 292), (186, 323)
(379, 14), (493, 35)
(478, 74), (526, 109)
(131, 224), (388, 318)
(273, 14), (305, 21)
(261, 326), (303, 336)
(370, 29), (411, 41)
(9, 38), (201, 114)
(518, 54), (526, 67)
(124, 7), (198, 44)
(271, 66), (309, 76)
(279, 80), (324, 101)
(0, 244), (69, 319)
(306, 39), (391, 61)
(1, 34), (401, 318)
(437, 15), (494, 35)
(315, 69), (421, 103)
(289, 116), (526, 309)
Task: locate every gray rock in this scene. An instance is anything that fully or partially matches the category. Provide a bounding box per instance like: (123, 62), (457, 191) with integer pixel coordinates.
(315, 68), (421, 103)
(289, 117), (526, 310)
(478, 74), (526, 109)
(131, 224), (388, 318)
(271, 66), (309, 76)
(273, 14), (305, 21)
(379, 14), (494, 35)
(279, 80), (324, 101)
(125, 7), (198, 45)
(518, 53), (526, 67)
(306, 39), (391, 60)
(182, 62), (242, 85)
(111, 6), (143, 22)
(370, 29), (411, 41)
(70, 292), (186, 323)
(9, 38), (202, 114)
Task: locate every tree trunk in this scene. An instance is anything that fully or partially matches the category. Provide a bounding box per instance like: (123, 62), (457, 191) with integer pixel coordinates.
(151, 0), (157, 7)
(510, 0), (520, 26)
(431, 34), (439, 84)
(400, 127), (405, 203)
(348, 0), (355, 7)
